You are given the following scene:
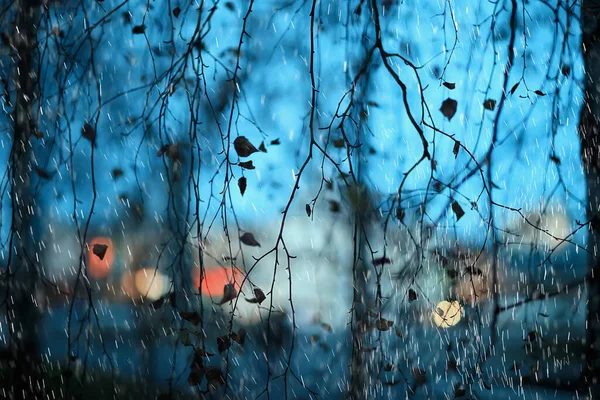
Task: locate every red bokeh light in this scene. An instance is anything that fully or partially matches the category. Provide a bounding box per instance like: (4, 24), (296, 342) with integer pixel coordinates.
(191, 266), (243, 296)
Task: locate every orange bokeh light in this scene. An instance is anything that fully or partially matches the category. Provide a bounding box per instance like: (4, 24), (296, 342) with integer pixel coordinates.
(192, 266), (243, 296)
(88, 237), (114, 279)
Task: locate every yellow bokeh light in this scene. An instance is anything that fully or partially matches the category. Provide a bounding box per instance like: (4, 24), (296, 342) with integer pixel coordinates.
(432, 300), (462, 328)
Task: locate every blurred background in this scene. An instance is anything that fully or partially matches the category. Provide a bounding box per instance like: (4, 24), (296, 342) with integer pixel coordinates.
(0, 0), (592, 399)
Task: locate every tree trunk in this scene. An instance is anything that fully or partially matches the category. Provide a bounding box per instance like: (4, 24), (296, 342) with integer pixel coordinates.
(579, 2), (600, 397)
(4, 0), (42, 398)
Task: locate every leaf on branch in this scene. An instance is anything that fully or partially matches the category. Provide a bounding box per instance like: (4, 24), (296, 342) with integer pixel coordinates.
(217, 335), (231, 353)
(451, 201), (465, 221)
(92, 243), (108, 260)
(132, 25), (146, 34)
(111, 168), (124, 180)
(329, 200), (341, 212)
(179, 311), (202, 325)
(271, 138), (280, 145)
(305, 204), (312, 217)
(218, 283), (237, 305)
(440, 98), (458, 120)
(172, 7), (181, 18)
(258, 141), (267, 153)
(225, 1), (235, 11)
(534, 90), (546, 96)
(82, 123), (96, 145)
(561, 64), (571, 76)
(376, 318), (394, 332)
(453, 141), (460, 158)
(333, 139), (345, 148)
(239, 161), (255, 170)
(240, 232), (261, 247)
(205, 366), (225, 390)
(510, 82), (520, 95)
(238, 177), (247, 196)
(233, 136), (259, 157)
(549, 154), (561, 165)
(431, 159), (437, 171)
(35, 167), (52, 180)
(408, 288), (418, 302)
(442, 81), (456, 90)
(231, 328), (246, 346)
(396, 208), (405, 222)
(246, 288), (266, 304)
(483, 99), (496, 111)
(373, 257), (392, 266)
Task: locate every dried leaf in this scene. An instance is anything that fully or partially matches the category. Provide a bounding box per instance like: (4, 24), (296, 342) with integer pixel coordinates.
(328, 200), (341, 212)
(453, 141), (460, 158)
(320, 322), (333, 332)
(483, 99), (496, 111)
(172, 7), (181, 18)
(239, 161), (255, 170)
(271, 138), (280, 145)
(408, 288), (418, 302)
(35, 167), (52, 180)
(305, 204), (312, 217)
(451, 201), (465, 221)
(92, 244), (108, 260)
(396, 208), (405, 222)
(217, 283), (237, 305)
(240, 232), (261, 247)
(179, 311), (202, 325)
(132, 25), (146, 34)
(258, 141), (267, 153)
(431, 159), (437, 171)
(217, 335), (231, 353)
(442, 82), (456, 90)
(231, 328), (246, 346)
(111, 169), (124, 180)
(238, 176), (247, 196)
(376, 318), (394, 331)
(205, 366), (225, 390)
(233, 136), (259, 157)
(534, 90), (546, 96)
(372, 257), (392, 266)
(245, 288), (266, 304)
(225, 1), (235, 11)
(333, 139), (345, 148)
(510, 82), (519, 95)
(440, 98), (458, 120)
(561, 65), (571, 76)
(82, 123), (96, 145)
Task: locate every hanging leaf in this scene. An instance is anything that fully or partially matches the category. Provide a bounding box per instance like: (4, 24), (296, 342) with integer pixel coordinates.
(329, 200), (341, 212)
(205, 366), (225, 390)
(452, 141), (460, 158)
(305, 204), (312, 217)
(111, 168), (124, 180)
(333, 139), (345, 148)
(561, 65), (571, 76)
(238, 177), (247, 196)
(246, 288), (266, 304)
(534, 90), (546, 96)
(225, 1), (235, 11)
(376, 318), (394, 331)
(372, 257), (392, 266)
(442, 82), (456, 90)
(217, 283), (237, 305)
(408, 288), (418, 302)
(82, 123), (96, 146)
(240, 232), (261, 247)
(172, 7), (181, 18)
(271, 138), (281, 145)
(179, 311), (202, 325)
(231, 328), (246, 346)
(258, 141), (267, 153)
(233, 136), (259, 157)
(483, 99), (496, 111)
(217, 335), (231, 353)
(132, 25), (146, 34)
(238, 161), (255, 170)
(92, 243), (108, 260)
(440, 98), (458, 120)
(35, 167), (52, 180)
(396, 208), (405, 222)
(431, 159), (437, 171)
(510, 82), (520, 95)
(451, 201), (465, 221)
